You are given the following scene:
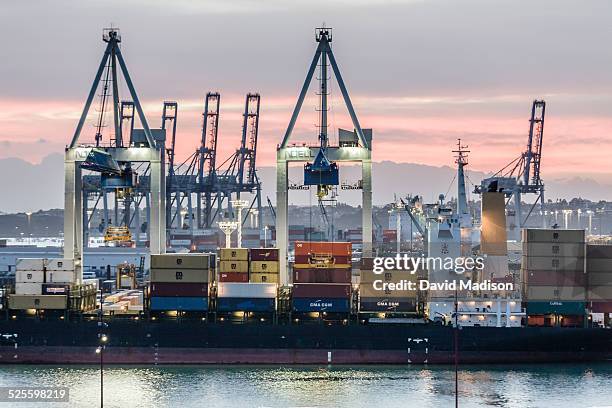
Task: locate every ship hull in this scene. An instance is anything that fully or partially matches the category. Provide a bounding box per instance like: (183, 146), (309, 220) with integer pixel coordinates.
(0, 320), (610, 365)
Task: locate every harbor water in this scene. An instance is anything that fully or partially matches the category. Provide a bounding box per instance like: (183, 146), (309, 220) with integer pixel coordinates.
(0, 364), (610, 407)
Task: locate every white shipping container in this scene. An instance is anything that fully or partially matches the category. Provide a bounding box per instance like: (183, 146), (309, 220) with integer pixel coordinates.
(46, 258), (75, 271)
(48, 270), (74, 283)
(217, 282), (277, 299)
(15, 282), (43, 295)
(15, 270), (45, 283)
(16, 258), (45, 271)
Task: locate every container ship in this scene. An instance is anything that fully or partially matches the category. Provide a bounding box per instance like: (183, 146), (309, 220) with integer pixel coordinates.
(0, 237), (611, 365)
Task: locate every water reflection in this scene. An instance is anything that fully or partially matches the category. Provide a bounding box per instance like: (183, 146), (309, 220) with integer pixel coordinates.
(0, 364), (610, 408)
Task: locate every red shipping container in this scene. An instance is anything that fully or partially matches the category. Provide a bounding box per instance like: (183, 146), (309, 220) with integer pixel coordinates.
(150, 282), (208, 297)
(250, 248), (280, 261)
(294, 241), (352, 257)
(218, 272), (249, 282)
(293, 283), (351, 298)
(591, 301), (612, 313)
(525, 270), (586, 286)
(293, 268), (351, 283)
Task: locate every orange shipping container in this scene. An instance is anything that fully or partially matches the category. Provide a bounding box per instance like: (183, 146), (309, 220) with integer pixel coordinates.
(294, 241), (352, 257)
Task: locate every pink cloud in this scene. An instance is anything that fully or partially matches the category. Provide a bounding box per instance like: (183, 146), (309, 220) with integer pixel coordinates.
(0, 96), (610, 182)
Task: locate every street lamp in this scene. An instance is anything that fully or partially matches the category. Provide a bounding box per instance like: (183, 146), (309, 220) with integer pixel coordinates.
(97, 333), (108, 408)
(264, 226), (269, 248)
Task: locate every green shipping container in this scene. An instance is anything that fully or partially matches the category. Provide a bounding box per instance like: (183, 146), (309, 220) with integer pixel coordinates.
(527, 301), (585, 315)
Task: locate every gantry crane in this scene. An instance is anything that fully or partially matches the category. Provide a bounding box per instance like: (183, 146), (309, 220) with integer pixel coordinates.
(276, 27), (373, 283)
(66, 28), (166, 283)
(475, 100), (547, 240)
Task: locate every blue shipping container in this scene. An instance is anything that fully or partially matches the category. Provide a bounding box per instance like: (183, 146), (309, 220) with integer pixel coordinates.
(292, 297), (350, 313)
(526, 301), (585, 315)
(150, 296), (208, 311)
(217, 297), (275, 312)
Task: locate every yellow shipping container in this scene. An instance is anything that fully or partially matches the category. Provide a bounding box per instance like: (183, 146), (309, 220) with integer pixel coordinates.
(250, 273), (279, 283)
(219, 248), (249, 261)
(250, 261), (279, 273)
(9, 294), (67, 310)
(219, 260), (249, 273)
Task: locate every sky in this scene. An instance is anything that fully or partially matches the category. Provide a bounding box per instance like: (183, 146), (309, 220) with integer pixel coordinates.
(1, 0), (612, 183)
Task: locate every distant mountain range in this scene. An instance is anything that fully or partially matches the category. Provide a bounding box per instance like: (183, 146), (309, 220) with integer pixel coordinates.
(1, 154), (611, 213)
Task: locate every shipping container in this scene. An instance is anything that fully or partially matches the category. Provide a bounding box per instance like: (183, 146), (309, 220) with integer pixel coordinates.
(46, 258), (75, 271)
(150, 269), (211, 283)
(219, 248), (249, 261)
(218, 272), (249, 283)
(360, 269), (420, 283)
(522, 242), (585, 258)
(217, 282), (277, 298)
(360, 257), (374, 270)
(292, 268), (351, 283)
(587, 258), (612, 273)
(250, 248), (279, 261)
(588, 273), (612, 286)
(42, 284), (70, 295)
(588, 286), (612, 301)
(217, 297), (275, 312)
(292, 297), (350, 313)
(294, 241), (352, 256)
(525, 286), (586, 301)
(294, 255), (351, 266)
(360, 282), (417, 298)
(15, 282), (42, 295)
(523, 229), (585, 244)
(587, 245), (612, 259)
(523, 270), (586, 286)
(169, 239), (192, 246)
(150, 296), (208, 311)
(16, 258), (45, 271)
(15, 270), (45, 283)
(250, 261), (279, 273)
(249, 273), (279, 284)
(526, 301), (585, 315)
(219, 261), (249, 273)
(293, 262), (351, 270)
(590, 301), (612, 313)
(48, 270), (74, 283)
(359, 297), (417, 312)
(522, 256), (585, 272)
(292, 283), (351, 298)
(9, 294), (67, 310)
(150, 282), (209, 297)
(150, 254), (210, 269)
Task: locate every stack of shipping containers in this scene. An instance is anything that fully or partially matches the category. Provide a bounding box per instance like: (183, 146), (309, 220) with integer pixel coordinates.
(217, 248), (277, 314)
(522, 229), (586, 327)
(216, 281), (277, 314)
(587, 245), (612, 323)
(250, 249), (279, 283)
(358, 257), (419, 315)
(292, 241), (352, 315)
(11, 258), (68, 310)
(149, 254), (211, 313)
(218, 248), (249, 282)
